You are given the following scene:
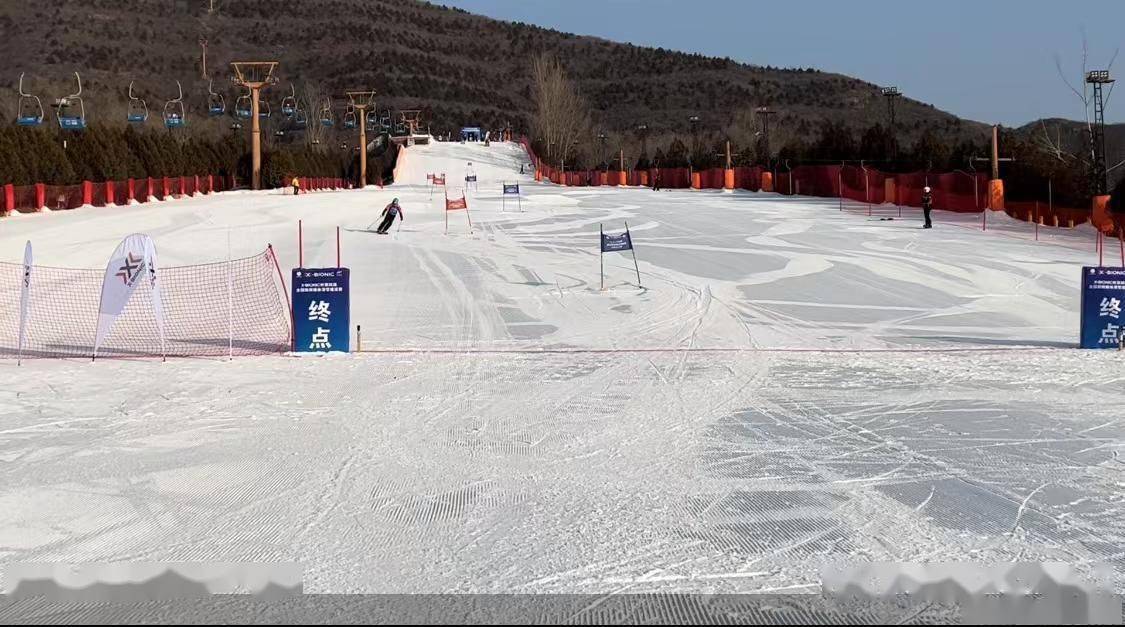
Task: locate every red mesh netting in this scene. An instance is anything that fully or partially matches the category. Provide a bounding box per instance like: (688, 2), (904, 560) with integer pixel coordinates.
(0, 248), (291, 359)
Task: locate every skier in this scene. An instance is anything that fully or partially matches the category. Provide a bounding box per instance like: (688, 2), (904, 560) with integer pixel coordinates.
(291, 175), (301, 196)
(375, 197), (403, 234)
(922, 186), (933, 228)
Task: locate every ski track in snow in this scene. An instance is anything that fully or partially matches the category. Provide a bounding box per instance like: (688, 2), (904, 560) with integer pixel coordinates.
(0, 140), (1124, 594)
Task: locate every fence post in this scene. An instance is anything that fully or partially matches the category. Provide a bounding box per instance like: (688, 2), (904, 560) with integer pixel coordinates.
(35, 183), (45, 211)
(3, 183), (13, 214)
(105, 181), (115, 206)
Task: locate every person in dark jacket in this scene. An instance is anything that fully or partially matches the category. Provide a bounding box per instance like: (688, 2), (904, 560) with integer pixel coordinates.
(922, 186), (933, 228)
(375, 198), (403, 234)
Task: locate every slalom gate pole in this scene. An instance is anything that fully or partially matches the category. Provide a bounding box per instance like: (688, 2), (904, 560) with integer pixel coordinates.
(626, 220), (641, 288)
(356, 324), (362, 352)
(837, 169), (842, 212)
(865, 170), (871, 217)
(466, 203), (473, 234)
(1035, 201), (1039, 241)
(600, 223), (604, 291)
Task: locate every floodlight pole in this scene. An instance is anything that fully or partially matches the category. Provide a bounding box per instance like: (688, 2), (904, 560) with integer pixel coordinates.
(756, 107), (775, 167)
(1086, 70), (1114, 196)
(882, 86), (901, 162)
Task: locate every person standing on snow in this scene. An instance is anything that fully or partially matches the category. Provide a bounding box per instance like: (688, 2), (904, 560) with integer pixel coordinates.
(922, 186), (933, 229)
(375, 197), (404, 234)
(291, 175), (301, 196)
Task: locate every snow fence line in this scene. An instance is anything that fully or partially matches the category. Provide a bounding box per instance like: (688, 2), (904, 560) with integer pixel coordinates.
(1, 176), (351, 215)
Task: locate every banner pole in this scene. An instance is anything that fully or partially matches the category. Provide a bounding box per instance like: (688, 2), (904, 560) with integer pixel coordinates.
(626, 220), (641, 288)
(298, 219), (303, 268)
(336, 226), (341, 267)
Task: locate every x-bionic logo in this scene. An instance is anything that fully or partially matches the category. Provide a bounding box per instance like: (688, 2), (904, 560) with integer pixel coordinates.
(115, 252), (143, 285)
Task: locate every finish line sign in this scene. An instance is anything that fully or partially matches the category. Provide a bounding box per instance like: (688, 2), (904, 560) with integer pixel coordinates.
(1080, 266), (1125, 349)
(292, 268), (350, 352)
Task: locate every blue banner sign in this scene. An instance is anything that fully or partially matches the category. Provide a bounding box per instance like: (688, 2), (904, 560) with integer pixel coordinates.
(1080, 266), (1125, 349)
(503, 184), (520, 195)
(292, 267), (350, 353)
(465, 175), (477, 182)
(601, 231), (633, 253)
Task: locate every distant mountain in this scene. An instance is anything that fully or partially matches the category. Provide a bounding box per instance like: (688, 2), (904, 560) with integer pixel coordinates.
(2, 0), (989, 147)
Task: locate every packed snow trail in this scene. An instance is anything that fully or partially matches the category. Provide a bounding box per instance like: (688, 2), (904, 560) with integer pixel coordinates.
(0, 139), (1123, 595)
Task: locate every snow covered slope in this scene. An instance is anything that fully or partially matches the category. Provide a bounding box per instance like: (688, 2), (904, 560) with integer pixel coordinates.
(1, 139), (1123, 597)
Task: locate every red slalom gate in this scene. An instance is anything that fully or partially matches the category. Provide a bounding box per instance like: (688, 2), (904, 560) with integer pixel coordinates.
(444, 190), (472, 234)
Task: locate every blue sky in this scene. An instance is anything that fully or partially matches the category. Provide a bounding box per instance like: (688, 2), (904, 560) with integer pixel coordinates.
(440, 0), (1125, 125)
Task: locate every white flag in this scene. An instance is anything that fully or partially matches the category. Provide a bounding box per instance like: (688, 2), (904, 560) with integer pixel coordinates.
(143, 237), (166, 359)
(93, 233), (160, 358)
(18, 241), (32, 364)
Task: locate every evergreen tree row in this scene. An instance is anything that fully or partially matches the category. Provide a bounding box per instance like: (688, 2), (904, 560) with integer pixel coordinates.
(0, 125), (350, 188)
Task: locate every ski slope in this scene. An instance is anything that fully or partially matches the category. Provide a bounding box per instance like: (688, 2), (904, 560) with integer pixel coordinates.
(1, 139), (1123, 598)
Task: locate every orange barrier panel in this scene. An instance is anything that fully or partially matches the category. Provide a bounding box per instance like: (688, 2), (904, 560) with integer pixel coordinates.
(724, 169), (734, 190)
(761, 171), (774, 193)
(988, 179), (1005, 211)
(1092, 194), (1114, 234)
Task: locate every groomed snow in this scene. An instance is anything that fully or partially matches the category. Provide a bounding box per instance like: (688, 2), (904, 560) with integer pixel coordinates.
(0, 139), (1123, 595)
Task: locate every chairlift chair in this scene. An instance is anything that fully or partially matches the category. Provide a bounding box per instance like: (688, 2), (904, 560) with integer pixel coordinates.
(163, 80), (186, 129)
(127, 80), (148, 123)
(343, 104), (357, 129)
(16, 73), (44, 126)
(319, 98), (334, 127)
(365, 110), (379, 130)
(235, 87), (252, 119)
(259, 98), (271, 119)
(281, 85), (297, 117)
(56, 72), (86, 131)
(294, 105), (307, 129)
(207, 79), (226, 116)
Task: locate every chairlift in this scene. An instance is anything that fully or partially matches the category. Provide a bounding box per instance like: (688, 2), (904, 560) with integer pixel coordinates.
(319, 98), (334, 127)
(294, 104), (307, 129)
(282, 84), (297, 117)
(163, 80), (186, 129)
(343, 104), (357, 129)
(259, 98), (271, 119)
(234, 87), (252, 119)
(365, 109), (379, 130)
(16, 73), (44, 126)
(55, 71), (86, 131)
(127, 81), (148, 123)
(207, 79), (226, 116)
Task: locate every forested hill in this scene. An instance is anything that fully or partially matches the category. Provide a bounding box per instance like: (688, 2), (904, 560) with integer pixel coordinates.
(2, 0), (985, 144)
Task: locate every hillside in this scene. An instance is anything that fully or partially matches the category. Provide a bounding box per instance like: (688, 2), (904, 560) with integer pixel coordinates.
(2, 0), (987, 147)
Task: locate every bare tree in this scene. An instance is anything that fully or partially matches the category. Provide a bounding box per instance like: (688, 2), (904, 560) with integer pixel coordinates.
(1052, 30), (1121, 170)
(531, 54), (589, 171)
(301, 81), (328, 147)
